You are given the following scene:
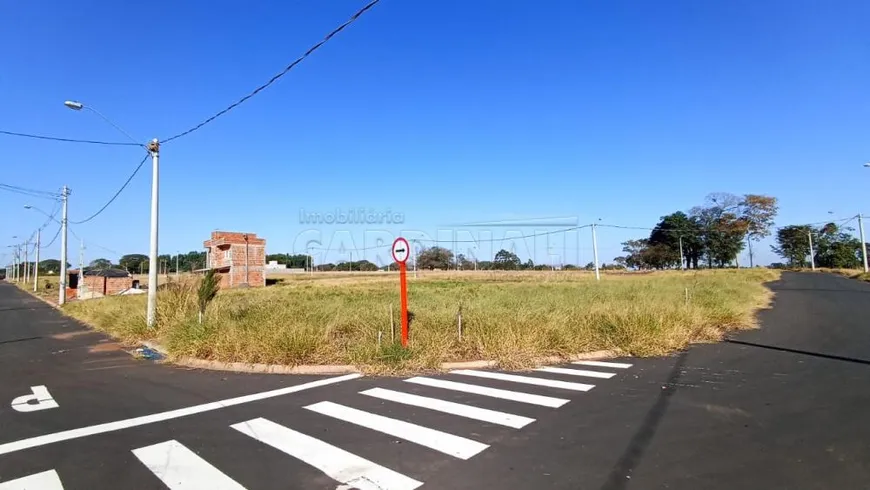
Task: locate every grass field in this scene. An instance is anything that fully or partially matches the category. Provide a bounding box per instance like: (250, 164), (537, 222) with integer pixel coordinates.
(63, 269), (779, 373)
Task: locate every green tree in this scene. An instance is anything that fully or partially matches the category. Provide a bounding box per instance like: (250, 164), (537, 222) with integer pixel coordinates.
(620, 239), (649, 269)
(119, 254), (149, 273)
(38, 259), (71, 274)
(649, 211), (702, 269)
(814, 223), (863, 269)
(89, 258), (113, 269)
(416, 246), (454, 270)
(493, 249), (521, 270)
(771, 225), (811, 267)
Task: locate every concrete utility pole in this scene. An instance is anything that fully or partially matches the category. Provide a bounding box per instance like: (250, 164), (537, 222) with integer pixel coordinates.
(808, 231), (815, 271)
(591, 223), (600, 281)
(23, 239), (29, 284)
(859, 213), (869, 273)
(146, 139), (160, 328)
(79, 238), (86, 298)
(33, 229), (40, 292)
(59, 185), (70, 305)
(679, 236), (685, 270)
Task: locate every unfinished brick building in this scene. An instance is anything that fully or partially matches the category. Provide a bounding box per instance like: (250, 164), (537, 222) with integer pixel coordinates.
(68, 268), (135, 299)
(203, 231), (266, 288)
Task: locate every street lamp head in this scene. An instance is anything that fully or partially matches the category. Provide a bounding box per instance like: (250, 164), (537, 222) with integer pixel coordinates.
(863, 162), (870, 168)
(64, 100), (84, 111)
(23, 205), (32, 209)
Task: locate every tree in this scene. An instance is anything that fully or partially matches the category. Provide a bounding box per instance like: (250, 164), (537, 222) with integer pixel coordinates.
(691, 194), (748, 268)
(38, 259), (71, 274)
(814, 223), (863, 269)
(416, 246), (453, 270)
(456, 254), (476, 270)
(649, 211), (702, 269)
(493, 249), (521, 270)
(620, 239), (650, 269)
(771, 225), (811, 267)
(741, 194), (779, 267)
(119, 254), (149, 273)
(89, 258), (113, 269)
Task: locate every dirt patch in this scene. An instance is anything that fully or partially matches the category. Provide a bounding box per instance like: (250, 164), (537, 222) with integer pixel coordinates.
(51, 330), (93, 340)
(88, 342), (123, 353)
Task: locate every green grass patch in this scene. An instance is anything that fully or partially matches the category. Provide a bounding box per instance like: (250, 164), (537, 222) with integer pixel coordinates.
(62, 269), (779, 373)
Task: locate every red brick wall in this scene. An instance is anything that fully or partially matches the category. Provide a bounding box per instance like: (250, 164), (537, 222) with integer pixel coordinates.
(81, 275), (133, 296)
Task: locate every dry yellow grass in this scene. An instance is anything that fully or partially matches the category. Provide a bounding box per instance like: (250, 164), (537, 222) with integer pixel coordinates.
(62, 269), (779, 373)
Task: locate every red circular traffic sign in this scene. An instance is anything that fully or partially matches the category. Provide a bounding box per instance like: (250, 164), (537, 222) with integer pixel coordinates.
(391, 237), (410, 264)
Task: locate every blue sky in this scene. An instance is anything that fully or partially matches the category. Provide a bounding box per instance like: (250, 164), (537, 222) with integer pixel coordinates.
(1, 0), (868, 268)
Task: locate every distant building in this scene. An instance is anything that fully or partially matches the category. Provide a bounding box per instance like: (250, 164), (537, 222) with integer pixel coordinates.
(265, 260), (287, 270)
(202, 231), (266, 288)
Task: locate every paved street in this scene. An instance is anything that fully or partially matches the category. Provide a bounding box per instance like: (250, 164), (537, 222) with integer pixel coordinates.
(1, 272), (869, 489)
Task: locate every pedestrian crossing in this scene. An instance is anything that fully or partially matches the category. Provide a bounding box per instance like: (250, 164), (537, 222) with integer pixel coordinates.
(2, 360), (632, 489)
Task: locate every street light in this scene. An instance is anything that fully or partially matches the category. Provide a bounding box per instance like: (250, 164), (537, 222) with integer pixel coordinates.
(863, 162), (870, 168)
(65, 100), (160, 327)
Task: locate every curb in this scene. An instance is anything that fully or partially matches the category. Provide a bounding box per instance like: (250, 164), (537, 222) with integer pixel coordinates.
(11, 284), (626, 376)
(156, 344), (623, 375)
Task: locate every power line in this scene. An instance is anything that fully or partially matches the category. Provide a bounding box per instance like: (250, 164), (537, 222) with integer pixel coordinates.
(162, 0), (381, 144)
(40, 224), (62, 249)
(309, 225), (594, 254)
(0, 183), (62, 201)
(0, 129), (140, 147)
(70, 153), (149, 224)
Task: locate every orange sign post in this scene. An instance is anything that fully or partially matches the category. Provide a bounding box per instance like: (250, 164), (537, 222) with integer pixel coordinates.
(391, 237), (411, 347)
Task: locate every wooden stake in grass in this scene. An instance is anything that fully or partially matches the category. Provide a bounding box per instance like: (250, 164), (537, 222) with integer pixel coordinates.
(389, 304), (395, 342)
(457, 302), (463, 341)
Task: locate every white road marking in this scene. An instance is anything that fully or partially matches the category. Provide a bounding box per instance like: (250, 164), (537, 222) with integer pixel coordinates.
(534, 367), (616, 379)
(232, 417), (422, 490)
(573, 360), (633, 369)
(0, 470), (64, 489)
(404, 377), (569, 408)
(451, 369), (595, 391)
(132, 440), (245, 490)
(361, 387), (535, 429)
(305, 401), (488, 460)
(0, 374), (361, 456)
(11, 386), (59, 413)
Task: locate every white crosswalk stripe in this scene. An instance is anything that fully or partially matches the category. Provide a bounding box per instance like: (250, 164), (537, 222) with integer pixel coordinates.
(404, 377), (570, 407)
(361, 387), (535, 429)
(0, 361), (634, 489)
(132, 440), (246, 490)
(305, 401), (489, 459)
(0, 470), (64, 489)
(534, 366), (616, 379)
(451, 369), (595, 391)
(232, 417), (422, 490)
(573, 360), (633, 369)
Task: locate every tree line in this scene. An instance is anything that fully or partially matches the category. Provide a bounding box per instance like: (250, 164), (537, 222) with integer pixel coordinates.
(614, 193), (778, 270)
(771, 222), (868, 269)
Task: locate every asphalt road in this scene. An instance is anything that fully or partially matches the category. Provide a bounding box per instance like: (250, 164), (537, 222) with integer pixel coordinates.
(0, 272), (868, 489)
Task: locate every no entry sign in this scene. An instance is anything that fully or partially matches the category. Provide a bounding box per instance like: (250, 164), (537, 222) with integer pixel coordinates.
(392, 237), (411, 346)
